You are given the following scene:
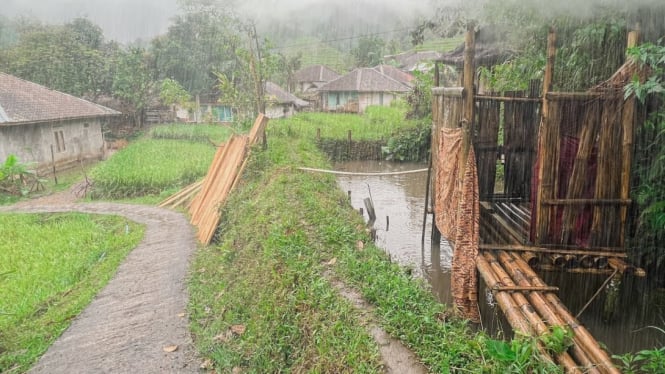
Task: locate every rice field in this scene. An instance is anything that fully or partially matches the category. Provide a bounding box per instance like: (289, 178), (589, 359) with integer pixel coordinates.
(0, 213), (144, 372)
(149, 123), (234, 144)
(274, 104), (418, 141)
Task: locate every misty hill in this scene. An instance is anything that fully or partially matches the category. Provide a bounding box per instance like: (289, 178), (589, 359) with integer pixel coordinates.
(259, 0), (419, 57)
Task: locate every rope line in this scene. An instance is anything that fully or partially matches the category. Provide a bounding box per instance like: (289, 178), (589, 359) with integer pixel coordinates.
(298, 167), (428, 176)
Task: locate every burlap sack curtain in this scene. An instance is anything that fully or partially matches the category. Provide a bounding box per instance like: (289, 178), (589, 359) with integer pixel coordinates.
(435, 127), (480, 322)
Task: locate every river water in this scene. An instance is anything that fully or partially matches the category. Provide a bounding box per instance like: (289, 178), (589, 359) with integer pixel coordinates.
(333, 160), (665, 356)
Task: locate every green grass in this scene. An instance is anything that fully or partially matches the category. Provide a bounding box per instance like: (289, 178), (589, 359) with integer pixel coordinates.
(281, 36), (352, 73)
(189, 113), (566, 372)
(90, 138), (216, 199)
(149, 123), (234, 144)
(0, 213), (144, 372)
(276, 104), (418, 141)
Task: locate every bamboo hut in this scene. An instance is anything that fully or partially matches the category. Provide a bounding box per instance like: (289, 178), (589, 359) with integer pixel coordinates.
(429, 26), (644, 373)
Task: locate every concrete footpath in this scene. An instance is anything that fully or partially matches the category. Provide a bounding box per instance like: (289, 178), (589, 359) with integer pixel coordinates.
(0, 203), (200, 373)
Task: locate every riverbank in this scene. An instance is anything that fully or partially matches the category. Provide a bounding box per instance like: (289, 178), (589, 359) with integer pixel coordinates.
(187, 116), (565, 373)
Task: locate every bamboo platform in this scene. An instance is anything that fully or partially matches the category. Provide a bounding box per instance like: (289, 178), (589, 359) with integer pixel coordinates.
(479, 201), (613, 373)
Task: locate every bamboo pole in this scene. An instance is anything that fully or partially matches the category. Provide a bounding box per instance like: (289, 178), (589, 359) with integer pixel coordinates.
(481, 252), (583, 372)
(476, 256), (532, 334)
(534, 27), (557, 244)
(494, 251), (602, 372)
(463, 23), (475, 129)
(506, 251), (621, 374)
(619, 30), (640, 246)
(479, 244), (627, 257)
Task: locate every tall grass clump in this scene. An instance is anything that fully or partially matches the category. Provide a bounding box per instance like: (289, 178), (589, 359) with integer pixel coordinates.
(90, 138), (215, 198)
(0, 213), (144, 372)
(149, 123), (233, 144)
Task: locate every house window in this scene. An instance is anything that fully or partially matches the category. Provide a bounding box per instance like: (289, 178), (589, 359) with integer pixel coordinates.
(54, 130), (66, 152)
(83, 122), (89, 128)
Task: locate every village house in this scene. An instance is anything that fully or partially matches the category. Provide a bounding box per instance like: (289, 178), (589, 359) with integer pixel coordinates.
(317, 67), (412, 113)
(293, 64), (341, 93)
(373, 64), (415, 86)
(0, 72), (119, 171)
(264, 81), (309, 119)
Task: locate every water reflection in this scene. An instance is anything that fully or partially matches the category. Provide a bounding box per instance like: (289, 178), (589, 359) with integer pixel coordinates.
(334, 160), (664, 355)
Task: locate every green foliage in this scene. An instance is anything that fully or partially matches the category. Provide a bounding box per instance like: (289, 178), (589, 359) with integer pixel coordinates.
(159, 78), (191, 108)
(90, 138), (215, 198)
(151, 9), (241, 96)
(0, 213), (143, 372)
(406, 70), (434, 119)
(479, 53), (545, 92)
(112, 47), (154, 126)
(352, 36), (385, 67)
(0, 17), (116, 99)
(0, 155), (37, 197)
(384, 121), (431, 162)
(624, 40), (665, 263)
(614, 345), (665, 374)
(555, 18), (627, 91)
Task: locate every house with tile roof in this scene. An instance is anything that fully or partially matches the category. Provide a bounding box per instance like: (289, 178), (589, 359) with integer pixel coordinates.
(293, 65), (341, 93)
(264, 81), (309, 119)
(317, 68), (411, 113)
(0, 72), (120, 171)
(373, 64), (415, 86)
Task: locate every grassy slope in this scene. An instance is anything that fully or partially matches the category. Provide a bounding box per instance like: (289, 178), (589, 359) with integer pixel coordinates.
(0, 213), (144, 372)
(188, 116), (499, 373)
(281, 36), (352, 73)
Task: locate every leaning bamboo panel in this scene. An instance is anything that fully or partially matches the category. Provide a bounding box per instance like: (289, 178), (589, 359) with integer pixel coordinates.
(190, 135), (249, 243)
(158, 180), (204, 208)
(248, 113), (269, 145)
(188, 114), (271, 244)
(190, 139), (235, 225)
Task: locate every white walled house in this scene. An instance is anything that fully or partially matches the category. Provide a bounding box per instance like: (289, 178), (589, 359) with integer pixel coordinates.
(317, 68), (412, 113)
(0, 73), (119, 171)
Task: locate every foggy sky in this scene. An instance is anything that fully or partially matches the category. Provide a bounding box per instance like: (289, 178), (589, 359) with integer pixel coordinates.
(1, 0), (661, 43)
(0, 0), (430, 43)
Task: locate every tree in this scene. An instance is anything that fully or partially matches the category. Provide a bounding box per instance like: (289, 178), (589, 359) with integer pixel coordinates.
(0, 18), (114, 99)
(151, 9), (241, 97)
(352, 36), (385, 67)
(113, 47), (154, 127)
(276, 52), (302, 93)
(160, 78), (192, 108)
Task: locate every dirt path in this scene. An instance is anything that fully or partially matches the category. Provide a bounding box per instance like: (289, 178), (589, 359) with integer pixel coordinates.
(0, 202), (200, 373)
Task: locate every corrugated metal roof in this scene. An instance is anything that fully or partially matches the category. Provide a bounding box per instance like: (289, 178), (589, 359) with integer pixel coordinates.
(0, 72), (120, 125)
(317, 68), (411, 93)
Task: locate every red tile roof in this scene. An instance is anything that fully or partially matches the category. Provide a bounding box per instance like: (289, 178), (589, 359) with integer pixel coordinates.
(0, 72), (120, 125)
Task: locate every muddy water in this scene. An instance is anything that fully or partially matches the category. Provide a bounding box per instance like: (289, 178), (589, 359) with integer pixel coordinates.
(333, 160), (453, 299)
(334, 160), (665, 356)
